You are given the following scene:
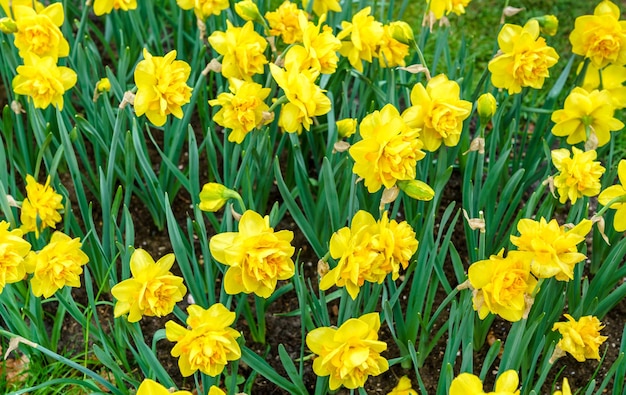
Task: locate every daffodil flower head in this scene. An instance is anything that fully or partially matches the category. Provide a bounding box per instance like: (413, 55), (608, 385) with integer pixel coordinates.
(12, 3), (69, 59)
(306, 312), (388, 390)
(598, 159), (626, 231)
(208, 21), (268, 81)
(552, 314), (607, 362)
(24, 231), (89, 298)
(176, 0), (228, 20)
(488, 19), (559, 95)
(427, 0), (471, 20)
(551, 87), (624, 147)
(12, 52), (77, 110)
(165, 303), (242, 377)
(265, 1), (306, 44)
(0, 221), (31, 294)
(449, 370), (520, 395)
(551, 147), (605, 204)
(301, 0), (341, 17)
(579, 63), (626, 109)
(388, 375), (418, 395)
(111, 249), (186, 322)
(133, 48), (193, 127)
(337, 7), (384, 72)
(210, 210), (295, 298)
(569, 0), (626, 68)
(93, 0), (138, 16)
(377, 24), (410, 68)
(20, 175), (64, 237)
(553, 378), (573, 395)
(350, 104), (424, 192)
(510, 217), (591, 281)
(136, 379), (192, 395)
(299, 13), (342, 74)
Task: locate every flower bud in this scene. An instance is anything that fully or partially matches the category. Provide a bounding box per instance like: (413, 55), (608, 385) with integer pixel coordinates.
(476, 92), (497, 125)
(397, 179), (435, 201)
(199, 183), (240, 212)
(0, 17), (17, 34)
(336, 118), (357, 138)
(96, 77), (111, 93)
(532, 14), (558, 36)
(389, 20), (414, 45)
(235, 0), (262, 22)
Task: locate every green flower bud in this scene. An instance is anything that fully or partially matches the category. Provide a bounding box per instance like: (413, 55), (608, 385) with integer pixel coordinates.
(389, 21), (414, 45)
(476, 93), (497, 125)
(235, 0), (262, 22)
(397, 179), (435, 201)
(199, 183), (241, 212)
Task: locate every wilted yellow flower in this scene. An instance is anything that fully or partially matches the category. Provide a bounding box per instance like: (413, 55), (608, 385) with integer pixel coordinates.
(468, 250), (538, 322)
(488, 19), (559, 95)
(270, 46), (331, 133)
(111, 249), (186, 322)
(210, 210), (295, 298)
(551, 147), (605, 204)
(336, 118), (357, 138)
(350, 104), (425, 192)
(377, 24), (410, 68)
(580, 63), (626, 109)
(176, 0), (228, 20)
(12, 3), (69, 59)
(402, 74), (471, 151)
(208, 21), (268, 81)
(166, 303), (241, 377)
(198, 182), (241, 212)
(320, 211), (418, 299)
(476, 92), (497, 124)
(553, 378), (572, 395)
(12, 52), (76, 110)
(0, 221), (31, 294)
(449, 370), (520, 395)
(337, 7), (384, 72)
(209, 79), (271, 143)
(533, 14), (559, 36)
(93, 0), (137, 15)
(265, 1), (306, 44)
(96, 77), (111, 93)
(20, 175), (64, 238)
(387, 375), (417, 395)
(569, 0), (626, 68)
(427, 0), (471, 20)
(234, 0), (261, 22)
(133, 49), (193, 127)
(24, 232), (89, 298)
(301, 0), (341, 17)
(136, 379), (192, 395)
(306, 312), (388, 390)
(551, 87), (623, 147)
(598, 159), (626, 232)
(552, 314), (607, 362)
(300, 13), (341, 74)
(510, 217), (592, 281)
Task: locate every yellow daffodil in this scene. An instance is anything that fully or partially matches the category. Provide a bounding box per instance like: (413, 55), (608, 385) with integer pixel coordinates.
(24, 232), (89, 298)
(165, 303), (241, 377)
(93, 0), (137, 16)
(580, 63), (626, 109)
(427, 0), (471, 20)
(133, 49), (193, 127)
(12, 52), (76, 110)
(510, 217), (591, 281)
(551, 87), (623, 147)
(20, 175), (64, 238)
(265, 1), (306, 45)
(551, 147), (605, 204)
(402, 74), (472, 151)
(198, 182), (241, 212)
(136, 379), (192, 395)
(0, 0), (44, 17)
(300, 13), (341, 74)
(336, 118), (357, 138)
(553, 378), (572, 395)
(468, 250), (537, 322)
(320, 211), (418, 299)
(270, 46), (331, 133)
(208, 79), (271, 143)
(0, 221), (31, 294)
(552, 314), (607, 362)
(95, 77), (111, 93)
(208, 386), (226, 395)
(306, 312), (388, 390)
(301, 0), (341, 17)
(388, 375), (417, 395)
(569, 0), (626, 68)
(598, 159), (626, 232)
(337, 7), (384, 72)
(350, 104), (424, 192)
(476, 92), (497, 124)
(377, 24), (410, 68)
(449, 370), (520, 395)
(111, 249), (186, 322)
(176, 0), (228, 20)
(12, 3), (69, 59)
(488, 19), (559, 95)
(210, 210), (295, 298)
(208, 21), (268, 81)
